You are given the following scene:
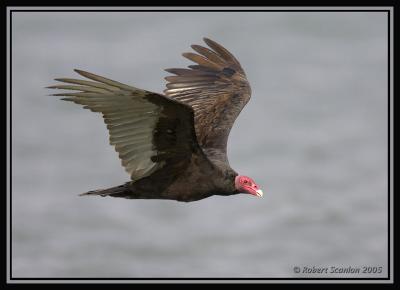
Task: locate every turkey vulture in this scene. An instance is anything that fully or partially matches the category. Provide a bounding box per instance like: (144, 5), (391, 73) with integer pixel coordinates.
(48, 37), (263, 202)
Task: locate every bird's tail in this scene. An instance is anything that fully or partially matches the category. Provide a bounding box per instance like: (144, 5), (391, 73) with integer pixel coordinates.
(79, 183), (132, 198)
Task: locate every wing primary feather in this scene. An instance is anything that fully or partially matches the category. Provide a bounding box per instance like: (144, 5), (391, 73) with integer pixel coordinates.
(203, 37), (241, 66)
(165, 75), (216, 83)
(54, 78), (120, 92)
(182, 52), (222, 71)
(60, 97), (74, 102)
(164, 68), (215, 76)
(190, 45), (226, 66)
(74, 69), (142, 92)
(47, 85), (109, 94)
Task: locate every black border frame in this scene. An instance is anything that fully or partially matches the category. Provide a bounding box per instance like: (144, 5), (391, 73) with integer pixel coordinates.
(7, 7), (393, 282)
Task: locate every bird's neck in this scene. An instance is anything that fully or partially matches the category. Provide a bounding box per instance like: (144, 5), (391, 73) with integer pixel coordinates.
(212, 168), (238, 196)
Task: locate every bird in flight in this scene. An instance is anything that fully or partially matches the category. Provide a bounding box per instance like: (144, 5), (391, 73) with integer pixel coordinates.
(48, 37), (263, 202)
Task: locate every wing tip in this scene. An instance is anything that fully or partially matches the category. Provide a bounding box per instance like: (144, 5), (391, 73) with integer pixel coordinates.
(74, 68), (85, 74)
(46, 85), (67, 89)
(203, 37), (216, 47)
(181, 52), (193, 59)
(60, 97), (75, 102)
(74, 69), (98, 79)
(190, 44), (204, 51)
(74, 69), (90, 78)
(53, 78), (70, 83)
(164, 68), (179, 75)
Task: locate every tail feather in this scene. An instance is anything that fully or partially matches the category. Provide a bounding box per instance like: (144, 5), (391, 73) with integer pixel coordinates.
(80, 183), (131, 198)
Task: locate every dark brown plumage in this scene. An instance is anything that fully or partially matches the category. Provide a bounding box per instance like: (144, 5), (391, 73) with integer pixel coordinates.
(48, 37), (263, 202)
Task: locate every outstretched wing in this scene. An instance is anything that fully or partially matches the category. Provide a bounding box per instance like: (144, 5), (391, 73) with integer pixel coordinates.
(49, 69), (210, 182)
(164, 38), (251, 164)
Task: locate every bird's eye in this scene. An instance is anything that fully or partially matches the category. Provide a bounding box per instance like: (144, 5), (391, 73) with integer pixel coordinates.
(244, 180), (248, 184)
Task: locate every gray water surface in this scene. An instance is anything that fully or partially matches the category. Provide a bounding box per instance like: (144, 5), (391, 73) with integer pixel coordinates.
(11, 11), (388, 278)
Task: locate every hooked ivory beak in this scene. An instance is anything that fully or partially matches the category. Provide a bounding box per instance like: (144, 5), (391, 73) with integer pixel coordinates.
(255, 189), (263, 197)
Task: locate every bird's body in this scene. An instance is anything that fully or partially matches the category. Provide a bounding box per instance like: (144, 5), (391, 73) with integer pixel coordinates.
(49, 38), (263, 202)
(90, 162), (236, 202)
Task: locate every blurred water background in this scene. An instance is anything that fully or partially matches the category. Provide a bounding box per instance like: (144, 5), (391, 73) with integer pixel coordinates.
(11, 11), (388, 278)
